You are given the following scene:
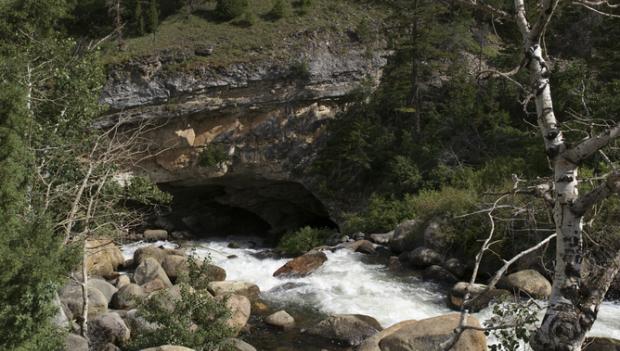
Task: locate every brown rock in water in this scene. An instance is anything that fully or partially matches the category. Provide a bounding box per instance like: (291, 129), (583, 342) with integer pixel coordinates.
(448, 282), (511, 312)
(307, 314), (383, 346)
(85, 239), (124, 279)
(499, 269), (552, 299)
(378, 314), (486, 351)
(273, 251), (327, 278)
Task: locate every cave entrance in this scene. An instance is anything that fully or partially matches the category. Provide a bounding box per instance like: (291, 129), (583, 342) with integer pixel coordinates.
(158, 176), (337, 244)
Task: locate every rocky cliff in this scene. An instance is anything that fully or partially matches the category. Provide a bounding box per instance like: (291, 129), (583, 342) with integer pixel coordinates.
(99, 29), (388, 235)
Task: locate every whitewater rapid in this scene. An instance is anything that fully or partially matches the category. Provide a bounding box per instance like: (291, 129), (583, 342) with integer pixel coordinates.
(121, 238), (620, 340)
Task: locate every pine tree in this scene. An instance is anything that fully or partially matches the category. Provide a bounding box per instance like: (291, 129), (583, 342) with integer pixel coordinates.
(147, 0), (159, 33)
(135, 0), (145, 35)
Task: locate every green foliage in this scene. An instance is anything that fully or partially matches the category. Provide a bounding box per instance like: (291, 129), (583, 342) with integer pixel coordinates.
(268, 0), (290, 20)
(125, 176), (173, 206)
(0, 76), (70, 351)
(216, 0), (249, 20)
(128, 256), (233, 351)
(135, 0), (145, 35)
(296, 0), (313, 15)
(198, 144), (230, 167)
(288, 60), (311, 81)
(277, 226), (334, 255)
(233, 10), (258, 27)
(343, 187), (479, 234)
(147, 0), (159, 32)
(485, 301), (541, 351)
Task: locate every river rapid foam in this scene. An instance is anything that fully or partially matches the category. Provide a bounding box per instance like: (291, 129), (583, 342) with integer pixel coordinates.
(121, 237), (620, 340)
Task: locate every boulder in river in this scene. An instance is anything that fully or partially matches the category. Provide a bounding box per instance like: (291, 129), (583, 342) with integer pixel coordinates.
(228, 338), (257, 351)
(357, 320), (418, 351)
(162, 255), (226, 282)
(65, 333), (89, 351)
(273, 250), (327, 278)
(400, 247), (442, 268)
(389, 220), (419, 253)
(208, 280), (260, 301)
(87, 278), (118, 303)
(134, 257), (173, 288)
(449, 282), (511, 312)
(265, 310), (295, 329)
(223, 294), (251, 335)
(370, 231), (394, 245)
(88, 312), (130, 351)
(378, 314), (486, 351)
(85, 239), (124, 279)
(140, 346), (196, 351)
(143, 229), (168, 241)
(111, 283), (146, 309)
(59, 282), (108, 319)
(443, 258), (466, 278)
(307, 314), (383, 346)
(350, 240), (376, 254)
(498, 269), (551, 299)
(423, 265), (458, 284)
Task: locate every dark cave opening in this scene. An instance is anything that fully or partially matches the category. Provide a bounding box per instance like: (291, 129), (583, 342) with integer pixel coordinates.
(156, 176), (337, 244)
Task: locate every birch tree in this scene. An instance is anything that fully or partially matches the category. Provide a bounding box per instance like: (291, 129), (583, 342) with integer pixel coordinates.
(452, 1), (620, 349)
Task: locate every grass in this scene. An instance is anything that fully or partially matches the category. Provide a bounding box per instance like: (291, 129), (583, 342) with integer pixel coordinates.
(104, 0), (387, 69)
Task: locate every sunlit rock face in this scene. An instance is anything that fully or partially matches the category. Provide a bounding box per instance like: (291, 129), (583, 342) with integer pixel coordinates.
(99, 31), (388, 235)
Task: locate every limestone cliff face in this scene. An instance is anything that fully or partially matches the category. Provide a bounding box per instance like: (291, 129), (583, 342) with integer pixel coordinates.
(99, 31), (388, 231)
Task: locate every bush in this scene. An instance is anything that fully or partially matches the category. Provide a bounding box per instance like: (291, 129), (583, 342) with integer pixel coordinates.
(269, 0), (290, 20)
(277, 226), (334, 256)
(233, 10), (258, 27)
(216, 0), (249, 20)
(288, 60), (311, 81)
(342, 187), (480, 235)
(127, 256), (233, 351)
(297, 0), (313, 15)
(198, 144), (230, 167)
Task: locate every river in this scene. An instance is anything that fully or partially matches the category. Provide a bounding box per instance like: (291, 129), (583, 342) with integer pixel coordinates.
(121, 237), (620, 349)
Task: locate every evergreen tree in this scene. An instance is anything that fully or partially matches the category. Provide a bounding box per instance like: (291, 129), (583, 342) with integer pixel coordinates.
(269, 0), (290, 20)
(135, 0), (145, 35)
(147, 0), (159, 33)
(215, 0), (249, 20)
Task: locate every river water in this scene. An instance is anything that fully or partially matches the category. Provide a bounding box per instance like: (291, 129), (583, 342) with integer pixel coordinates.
(121, 237), (620, 347)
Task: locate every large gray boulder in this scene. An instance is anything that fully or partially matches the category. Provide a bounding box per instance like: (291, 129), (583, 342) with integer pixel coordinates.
(307, 314), (383, 346)
(208, 280), (260, 301)
(583, 337), (620, 351)
(59, 283), (108, 319)
(370, 231), (394, 245)
(400, 247), (442, 268)
(265, 310), (295, 329)
(443, 258), (466, 278)
(134, 257), (173, 289)
(357, 320), (418, 351)
(87, 278), (118, 303)
(125, 309), (160, 334)
(423, 265), (458, 284)
(143, 229), (168, 241)
(228, 338), (257, 351)
(140, 346), (195, 351)
(378, 314), (486, 351)
(389, 220), (419, 253)
(162, 255), (226, 282)
(422, 219), (454, 253)
(499, 269), (552, 299)
(85, 239), (124, 279)
(111, 283), (146, 309)
(223, 294), (251, 335)
(88, 312), (130, 351)
(64, 333), (89, 351)
(448, 282), (511, 312)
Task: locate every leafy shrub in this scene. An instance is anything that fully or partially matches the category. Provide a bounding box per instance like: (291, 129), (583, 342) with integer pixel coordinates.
(233, 10), (258, 27)
(125, 176), (173, 205)
(297, 0), (313, 15)
(215, 0), (249, 20)
(198, 144), (230, 167)
(269, 0), (290, 20)
(288, 60), (311, 81)
(277, 226), (334, 256)
(343, 187), (479, 235)
(127, 256), (233, 351)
